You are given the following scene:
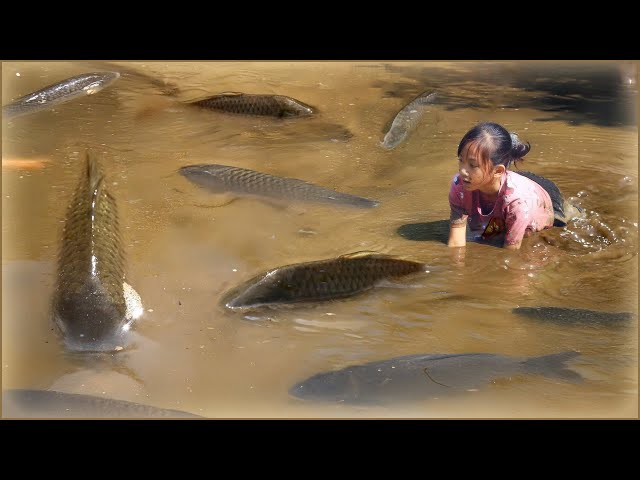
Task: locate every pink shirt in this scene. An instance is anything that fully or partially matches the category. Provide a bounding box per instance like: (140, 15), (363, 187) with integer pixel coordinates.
(449, 170), (555, 246)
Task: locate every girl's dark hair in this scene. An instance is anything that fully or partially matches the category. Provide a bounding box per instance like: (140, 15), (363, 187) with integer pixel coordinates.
(457, 122), (531, 171)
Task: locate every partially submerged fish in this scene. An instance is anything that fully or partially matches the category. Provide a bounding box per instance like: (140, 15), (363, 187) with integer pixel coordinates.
(179, 164), (378, 209)
(289, 351), (582, 405)
(51, 153), (143, 352)
(2, 389), (201, 418)
(512, 307), (635, 325)
(188, 92), (315, 117)
(222, 252), (427, 310)
(381, 91), (438, 150)
(2, 71), (121, 119)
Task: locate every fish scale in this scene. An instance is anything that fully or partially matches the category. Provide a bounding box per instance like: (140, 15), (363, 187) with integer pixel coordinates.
(179, 164), (379, 208)
(189, 93), (315, 117)
(2, 71), (121, 119)
(222, 253), (427, 309)
(289, 351), (583, 404)
(3, 389), (202, 418)
(52, 153), (141, 352)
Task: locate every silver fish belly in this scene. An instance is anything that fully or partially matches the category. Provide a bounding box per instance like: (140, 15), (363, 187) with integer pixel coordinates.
(2, 71), (121, 119)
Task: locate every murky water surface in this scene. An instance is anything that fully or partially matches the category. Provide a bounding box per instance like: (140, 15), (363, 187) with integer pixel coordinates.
(2, 61), (637, 418)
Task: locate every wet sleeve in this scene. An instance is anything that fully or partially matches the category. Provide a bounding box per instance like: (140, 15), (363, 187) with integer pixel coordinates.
(448, 176), (468, 226)
(504, 198), (530, 246)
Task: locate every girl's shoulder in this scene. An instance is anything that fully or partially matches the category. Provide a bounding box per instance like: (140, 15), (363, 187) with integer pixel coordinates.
(501, 170), (549, 206)
(503, 170), (534, 196)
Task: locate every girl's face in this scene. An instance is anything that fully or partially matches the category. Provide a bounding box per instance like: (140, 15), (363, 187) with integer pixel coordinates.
(458, 146), (491, 191)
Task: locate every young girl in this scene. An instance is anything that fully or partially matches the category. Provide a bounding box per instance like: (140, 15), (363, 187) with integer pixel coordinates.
(448, 122), (567, 250)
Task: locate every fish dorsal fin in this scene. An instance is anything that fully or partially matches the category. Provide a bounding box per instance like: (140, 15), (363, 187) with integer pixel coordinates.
(218, 91), (246, 96)
(338, 251), (391, 260)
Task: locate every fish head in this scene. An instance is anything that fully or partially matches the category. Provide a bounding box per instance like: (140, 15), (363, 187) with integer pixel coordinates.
(222, 269), (299, 310)
(52, 281), (130, 353)
(80, 72), (121, 95)
(179, 164), (210, 178)
(279, 97), (316, 117)
(178, 164), (223, 189)
(381, 130), (407, 150)
(289, 368), (361, 403)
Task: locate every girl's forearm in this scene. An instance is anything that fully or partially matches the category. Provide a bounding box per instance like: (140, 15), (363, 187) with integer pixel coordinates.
(447, 225), (467, 247)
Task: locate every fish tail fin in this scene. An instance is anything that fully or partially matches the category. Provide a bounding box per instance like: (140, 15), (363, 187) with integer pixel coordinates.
(522, 351), (583, 383)
(86, 151), (104, 195)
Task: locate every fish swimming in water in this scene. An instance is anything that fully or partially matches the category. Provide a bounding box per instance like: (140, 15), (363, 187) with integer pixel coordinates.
(187, 92), (316, 118)
(51, 153), (143, 352)
(222, 252), (427, 310)
(512, 307), (635, 325)
(289, 351), (582, 405)
(2, 389), (202, 418)
(2, 71), (121, 119)
(381, 91), (438, 150)
(179, 164), (379, 209)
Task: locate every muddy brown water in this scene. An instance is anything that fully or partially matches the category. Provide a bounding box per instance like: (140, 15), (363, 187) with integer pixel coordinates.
(2, 61), (637, 418)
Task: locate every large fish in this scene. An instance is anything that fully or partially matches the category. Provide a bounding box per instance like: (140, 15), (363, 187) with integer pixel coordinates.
(381, 91), (438, 150)
(2, 389), (201, 418)
(512, 307), (635, 325)
(2, 71), (121, 119)
(187, 92), (315, 118)
(179, 164), (379, 209)
(289, 351), (582, 405)
(222, 252), (427, 310)
(51, 153), (143, 352)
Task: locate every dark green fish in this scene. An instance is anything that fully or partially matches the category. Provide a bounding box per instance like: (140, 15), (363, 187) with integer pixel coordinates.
(188, 92), (315, 117)
(179, 164), (379, 209)
(2, 71), (121, 119)
(222, 252), (427, 310)
(289, 351), (582, 405)
(52, 153), (143, 353)
(512, 307), (635, 325)
(382, 91), (437, 149)
(2, 389), (201, 418)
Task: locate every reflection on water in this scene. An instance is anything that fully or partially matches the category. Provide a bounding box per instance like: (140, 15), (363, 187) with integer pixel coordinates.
(2, 61), (638, 418)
